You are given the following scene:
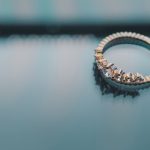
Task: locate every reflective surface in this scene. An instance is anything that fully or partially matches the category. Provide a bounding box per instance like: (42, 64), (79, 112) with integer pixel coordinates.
(0, 35), (150, 150)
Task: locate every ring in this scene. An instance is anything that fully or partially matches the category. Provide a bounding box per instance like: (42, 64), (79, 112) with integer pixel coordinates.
(95, 32), (150, 91)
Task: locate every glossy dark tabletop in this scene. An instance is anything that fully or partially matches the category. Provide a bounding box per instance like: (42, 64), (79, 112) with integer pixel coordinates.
(0, 35), (150, 150)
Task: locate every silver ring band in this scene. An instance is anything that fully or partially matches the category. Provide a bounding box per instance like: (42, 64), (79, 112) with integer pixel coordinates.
(95, 32), (150, 91)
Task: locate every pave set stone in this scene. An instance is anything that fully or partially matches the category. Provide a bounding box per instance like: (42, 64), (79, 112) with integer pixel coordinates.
(95, 31), (150, 84)
(96, 57), (148, 84)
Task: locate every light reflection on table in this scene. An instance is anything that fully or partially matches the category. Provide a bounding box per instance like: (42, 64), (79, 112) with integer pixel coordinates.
(0, 35), (149, 150)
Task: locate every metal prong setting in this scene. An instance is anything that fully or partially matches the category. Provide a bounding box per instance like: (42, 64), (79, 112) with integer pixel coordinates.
(95, 32), (150, 85)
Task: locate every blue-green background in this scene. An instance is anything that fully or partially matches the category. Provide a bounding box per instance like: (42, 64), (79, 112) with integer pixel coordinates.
(0, 0), (149, 25)
(0, 35), (150, 150)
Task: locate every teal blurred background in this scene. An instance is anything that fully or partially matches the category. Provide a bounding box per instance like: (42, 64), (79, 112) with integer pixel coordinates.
(0, 35), (150, 150)
(0, 1), (149, 150)
(0, 0), (149, 25)
(0, 0), (149, 35)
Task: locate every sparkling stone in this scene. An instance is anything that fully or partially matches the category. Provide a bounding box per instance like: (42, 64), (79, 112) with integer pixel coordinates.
(145, 76), (150, 81)
(95, 47), (102, 52)
(139, 75), (144, 81)
(126, 73), (131, 78)
(101, 67), (113, 78)
(132, 73), (138, 79)
(98, 64), (103, 70)
(101, 68), (111, 78)
(106, 68), (113, 78)
(126, 79), (131, 83)
(101, 68), (106, 74)
(111, 69), (125, 82)
(144, 76), (149, 82)
(111, 64), (117, 70)
(113, 69), (120, 77)
(144, 76), (150, 82)
(122, 73), (131, 83)
(118, 69), (124, 75)
(135, 73), (144, 82)
(130, 73), (136, 82)
(99, 58), (106, 63)
(95, 53), (103, 60)
(115, 76), (121, 82)
(121, 74), (127, 82)
(105, 72), (111, 78)
(136, 73), (141, 77)
(100, 59), (108, 67)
